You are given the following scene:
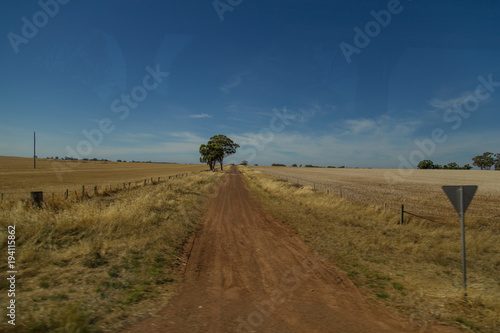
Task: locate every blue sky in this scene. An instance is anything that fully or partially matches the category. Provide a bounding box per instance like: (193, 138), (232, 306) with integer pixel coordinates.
(1, 0), (499, 168)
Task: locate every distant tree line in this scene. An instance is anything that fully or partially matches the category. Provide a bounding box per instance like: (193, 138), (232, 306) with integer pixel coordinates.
(272, 163), (347, 168)
(46, 156), (109, 161)
(46, 156), (169, 163)
(418, 152), (500, 170)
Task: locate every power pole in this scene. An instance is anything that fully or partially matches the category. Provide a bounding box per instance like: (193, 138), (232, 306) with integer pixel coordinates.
(34, 131), (36, 169)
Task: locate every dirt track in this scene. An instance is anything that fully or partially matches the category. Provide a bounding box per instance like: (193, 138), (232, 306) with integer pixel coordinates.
(123, 166), (460, 333)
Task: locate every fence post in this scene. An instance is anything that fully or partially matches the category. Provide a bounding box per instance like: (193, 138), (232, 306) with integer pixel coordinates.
(31, 191), (43, 207)
(65, 189), (68, 199)
(1, 193), (3, 203)
(384, 203), (387, 214)
(144, 179), (147, 186)
(400, 204), (405, 225)
(340, 189), (343, 199)
(94, 186), (98, 196)
(82, 185), (85, 200)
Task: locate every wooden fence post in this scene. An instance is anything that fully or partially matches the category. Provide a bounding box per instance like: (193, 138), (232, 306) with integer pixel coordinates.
(82, 185), (85, 200)
(400, 204), (405, 225)
(31, 191), (43, 207)
(65, 189), (68, 199)
(1, 193), (3, 203)
(94, 186), (98, 196)
(144, 179), (147, 186)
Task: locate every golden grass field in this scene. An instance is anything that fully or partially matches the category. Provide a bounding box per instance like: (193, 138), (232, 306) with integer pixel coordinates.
(241, 167), (500, 333)
(0, 156), (208, 202)
(0, 166), (225, 332)
(253, 166), (500, 221)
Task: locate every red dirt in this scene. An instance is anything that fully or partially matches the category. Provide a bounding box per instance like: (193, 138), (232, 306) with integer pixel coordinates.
(123, 166), (461, 333)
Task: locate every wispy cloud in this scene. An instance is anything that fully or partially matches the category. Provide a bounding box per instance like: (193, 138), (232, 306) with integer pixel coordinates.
(429, 87), (488, 109)
(168, 131), (206, 143)
(340, 115), (421, 137)
(343, 118), (377, 135)
(189, 113), (212, 118)
(220, 73), (246, 94)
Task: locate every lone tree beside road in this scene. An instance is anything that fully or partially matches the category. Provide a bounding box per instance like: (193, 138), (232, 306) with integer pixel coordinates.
(199, 135), (239, 171)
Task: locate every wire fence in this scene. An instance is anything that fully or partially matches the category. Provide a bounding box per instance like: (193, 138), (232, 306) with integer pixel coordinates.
(0, 171), (199, 207)
(258, 170), (500, 225)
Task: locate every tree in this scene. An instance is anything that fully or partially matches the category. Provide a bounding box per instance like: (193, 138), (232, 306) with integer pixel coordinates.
(462, 164), (473, 170)
(444, 162), (459, 169)
(209, 135), (239, 171)
(472, 152), (495, 170)
(495, 153), (500, 170)
(199, 135), (239, 171)
(417, 160), (434, 169)
(291, 164), (298, 167)
(240, 160), (248, 166)
(199, 142), (223, 171)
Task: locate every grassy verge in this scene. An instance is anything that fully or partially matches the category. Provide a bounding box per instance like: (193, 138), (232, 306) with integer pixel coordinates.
(0, 170), (225, 332)
(241, 167), (500, 333)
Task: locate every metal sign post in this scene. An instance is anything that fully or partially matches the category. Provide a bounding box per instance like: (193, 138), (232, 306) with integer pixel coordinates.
(442, 185), (477, 294)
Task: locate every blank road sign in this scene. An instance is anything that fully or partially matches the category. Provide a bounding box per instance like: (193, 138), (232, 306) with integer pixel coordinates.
(442, 185), (478, 214)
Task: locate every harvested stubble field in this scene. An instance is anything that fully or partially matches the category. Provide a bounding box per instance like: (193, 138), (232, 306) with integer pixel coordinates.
(242, 166), (500, 333)
(0, 156), (208, 202)
(253, 166), (500, 221)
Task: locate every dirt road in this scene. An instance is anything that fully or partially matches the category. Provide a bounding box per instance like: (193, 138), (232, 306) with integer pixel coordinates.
(124, 166), (460, 333)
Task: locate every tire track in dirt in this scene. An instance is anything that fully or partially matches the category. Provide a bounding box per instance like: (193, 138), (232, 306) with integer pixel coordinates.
(123, 166), (460, 333)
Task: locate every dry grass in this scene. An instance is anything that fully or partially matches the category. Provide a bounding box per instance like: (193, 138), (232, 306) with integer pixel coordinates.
(253, 166), (500, 221)
(241, 167), (500, 333)
(0, 170), (225, 332)
(0, 156), (208, 202)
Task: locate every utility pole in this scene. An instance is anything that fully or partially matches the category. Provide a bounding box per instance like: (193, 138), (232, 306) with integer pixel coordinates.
(34, 131), (36, 169)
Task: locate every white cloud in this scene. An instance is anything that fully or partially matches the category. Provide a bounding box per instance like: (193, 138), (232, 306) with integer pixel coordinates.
(189, 113), (212, 118)
(226, 127), (410, 168)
